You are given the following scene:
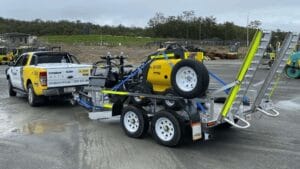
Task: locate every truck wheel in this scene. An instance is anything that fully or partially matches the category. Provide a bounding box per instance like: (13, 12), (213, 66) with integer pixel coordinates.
(121, 106), (149, 138)
(171, 60), (209, 99)
(151, 111), (182, 147)
(8, 80), (16, 96)
(163, 90), (184, 111)
(28, 84), (39, 107)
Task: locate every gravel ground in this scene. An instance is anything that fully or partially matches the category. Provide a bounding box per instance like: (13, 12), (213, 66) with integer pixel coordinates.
(0, 61), (299, 169)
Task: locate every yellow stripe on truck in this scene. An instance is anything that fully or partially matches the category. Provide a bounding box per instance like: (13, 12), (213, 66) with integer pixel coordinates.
(221, 30), (262, 117)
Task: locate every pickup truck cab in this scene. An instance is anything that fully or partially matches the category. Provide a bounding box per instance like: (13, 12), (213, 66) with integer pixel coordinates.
(6, 51), (92, 106)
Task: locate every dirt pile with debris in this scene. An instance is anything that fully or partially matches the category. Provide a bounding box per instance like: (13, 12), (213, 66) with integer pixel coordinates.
(61, 44), (156, 64)
(59, 44), (248, 63)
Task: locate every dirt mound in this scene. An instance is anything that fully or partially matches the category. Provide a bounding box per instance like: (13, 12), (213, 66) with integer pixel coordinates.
(61, 44), (156, 64)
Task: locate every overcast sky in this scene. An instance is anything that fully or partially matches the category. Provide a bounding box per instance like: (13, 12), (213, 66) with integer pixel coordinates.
(1, 0), (300, 32)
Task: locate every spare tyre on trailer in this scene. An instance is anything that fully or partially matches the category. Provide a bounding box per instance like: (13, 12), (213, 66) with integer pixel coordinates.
(171, 59), (209, 99)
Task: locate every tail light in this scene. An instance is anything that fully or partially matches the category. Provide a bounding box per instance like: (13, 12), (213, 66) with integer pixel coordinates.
(39, 72), (47, 86)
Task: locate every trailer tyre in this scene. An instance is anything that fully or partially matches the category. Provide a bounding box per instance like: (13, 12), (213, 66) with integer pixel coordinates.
(121, 106), (149, 138)
(171, 60), (209, 99)
(151, 111), (182, 147)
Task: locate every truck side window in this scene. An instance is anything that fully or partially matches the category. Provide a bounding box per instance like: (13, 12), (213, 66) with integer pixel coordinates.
(21, 55), (29, 66)
(70, 55), (80, 64)
(30, 55), (37, 65)
(15, 55), (24, 66)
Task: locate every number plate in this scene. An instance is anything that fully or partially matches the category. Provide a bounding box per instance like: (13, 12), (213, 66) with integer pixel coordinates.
(64, 87), (76, 93)
(191, 122), (202, 141)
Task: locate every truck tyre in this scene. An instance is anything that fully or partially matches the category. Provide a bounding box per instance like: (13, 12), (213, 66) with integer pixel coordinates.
(151, 111), (183, 147)
(171, 60), (209, 99)
(8, 79), (16, 96)
(27, 84), (39, 107)
(163, 90), (184, 111)
(121, 106), (149, 138)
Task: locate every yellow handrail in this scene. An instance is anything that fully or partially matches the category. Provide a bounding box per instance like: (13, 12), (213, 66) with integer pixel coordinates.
(221, 30), (262, 117)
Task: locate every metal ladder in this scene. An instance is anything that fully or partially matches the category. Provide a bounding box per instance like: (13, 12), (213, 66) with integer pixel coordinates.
(250, 32), (299, 116)
(219, 30), (272, 128)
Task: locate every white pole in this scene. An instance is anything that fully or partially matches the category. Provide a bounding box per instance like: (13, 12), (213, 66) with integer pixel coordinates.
(246, 14), (249, 47)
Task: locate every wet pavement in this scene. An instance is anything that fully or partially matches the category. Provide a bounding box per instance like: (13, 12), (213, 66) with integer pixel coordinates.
(0, 62), (299, 169)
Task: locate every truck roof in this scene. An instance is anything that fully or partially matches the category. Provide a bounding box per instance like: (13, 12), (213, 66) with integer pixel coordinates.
(28, 51), (70, 56)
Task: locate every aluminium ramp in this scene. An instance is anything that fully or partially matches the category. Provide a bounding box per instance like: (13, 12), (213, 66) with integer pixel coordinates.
(251, 32), (299, 116)
(219, 30), (272, 128)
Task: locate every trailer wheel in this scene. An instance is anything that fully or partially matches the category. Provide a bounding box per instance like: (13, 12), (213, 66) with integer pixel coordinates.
(151, 111), (182, 147)
(171, 60), (209, 99)
(121, 106), (149, 138)
(163, 90), (184, 111)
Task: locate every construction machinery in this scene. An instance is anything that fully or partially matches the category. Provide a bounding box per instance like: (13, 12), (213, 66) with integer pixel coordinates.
(285, 51), (300, 78)
(73, 30), (298, 147)
(263, 44), (276, 67)
(0, 46), (8, 64)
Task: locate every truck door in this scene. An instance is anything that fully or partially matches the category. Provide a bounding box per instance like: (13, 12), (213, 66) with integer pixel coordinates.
(10, 54), (28, 90)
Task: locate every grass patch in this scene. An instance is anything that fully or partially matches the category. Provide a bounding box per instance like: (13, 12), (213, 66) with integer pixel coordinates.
(40, 35), (162, 46)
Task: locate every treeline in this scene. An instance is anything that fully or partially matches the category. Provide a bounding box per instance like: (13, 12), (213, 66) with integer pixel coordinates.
(0, 17), (148, 36)
(148, 11), (255, 41)
(0, 11), (286, 42)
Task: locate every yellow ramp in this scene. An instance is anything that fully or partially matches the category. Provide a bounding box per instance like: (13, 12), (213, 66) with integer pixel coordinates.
(221, 30), (262, 117)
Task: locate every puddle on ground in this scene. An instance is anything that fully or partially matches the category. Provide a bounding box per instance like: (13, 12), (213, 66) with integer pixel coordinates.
(0, 113), (13, 136)
(276, 97), (300, 111)
(22, 120), (65, 135)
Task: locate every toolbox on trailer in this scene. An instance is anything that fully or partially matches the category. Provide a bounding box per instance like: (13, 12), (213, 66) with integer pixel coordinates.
(73, 31), (299, 147)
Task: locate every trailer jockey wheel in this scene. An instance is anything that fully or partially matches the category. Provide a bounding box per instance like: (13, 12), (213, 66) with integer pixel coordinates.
(121, 106), (149, 138)
(171, 59), (209, 99)
(151, 111), (183, 147)
(163, 90), (184, 111)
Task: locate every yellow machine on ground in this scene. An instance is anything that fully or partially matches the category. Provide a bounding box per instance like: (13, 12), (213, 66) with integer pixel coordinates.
(262, 44), (276, 67)
(0, 46), (9, 64)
